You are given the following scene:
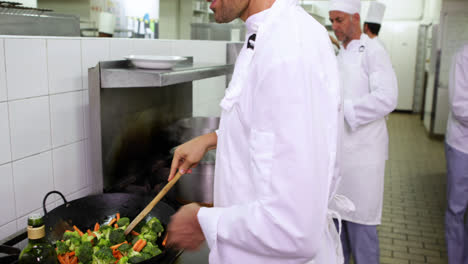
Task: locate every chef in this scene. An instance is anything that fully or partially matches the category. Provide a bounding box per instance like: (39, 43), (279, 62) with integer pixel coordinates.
(165, 0), (344, 263)
(445, 44), (468, 264)
(328, 0), (398, 263)
(363, 1), (386, 48)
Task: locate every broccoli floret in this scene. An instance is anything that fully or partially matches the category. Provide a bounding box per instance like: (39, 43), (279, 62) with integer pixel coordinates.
(109, 229), (126, 245)
(93, 246), (100, 254)
(117, 256), (129, 264)
(63, 231), (81, 241)
(99, 225), (113, 240)
(141, 242), (161, 258)
(147, 218), (164, 234)
(93, 247), (115, 264)
(56, 240), (69, 254)
(66, 236), (81, 251)
(116, 217), (130, 227)
(118, 243), (132, 254)
(128, 255), (146, 264)
(96, 238), (111, 248)
(76, 241), (93, 264)
(140, 232), (157, 243)
(81, 233), (95, 244)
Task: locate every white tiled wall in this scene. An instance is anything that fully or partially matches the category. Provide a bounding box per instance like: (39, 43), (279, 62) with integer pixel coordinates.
(47, 39), (83, 94)
(5, 39), (48, 101)
(0, 36), (228, 241)
(0, 40), (7, 103)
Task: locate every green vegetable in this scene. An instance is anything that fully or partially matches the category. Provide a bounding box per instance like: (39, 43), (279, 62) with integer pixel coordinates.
(147, 218), (164, 234)
(81, 233), (94, 244)
(93, 247), (114, 264)
(116, 217), (130, 227)
(117, 256), (129, 264)
(63, 231), (80, 241)
(141, 242), (161, 258)
(55, 240), (69, 255)
(76, 241), (93, 264)
(97, 238), (111, 248)
(109, 229), (126, 245)
(118, 243), (132, 254)
(128, 255), (146, 264)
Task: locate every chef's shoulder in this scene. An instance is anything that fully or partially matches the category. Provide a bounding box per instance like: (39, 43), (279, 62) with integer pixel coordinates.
(364, 35), (388, 58)
(261, 8), (330, 60)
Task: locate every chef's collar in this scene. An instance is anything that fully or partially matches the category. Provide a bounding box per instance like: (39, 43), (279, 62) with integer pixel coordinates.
(342, 33), (369, 51)
(245, 8), (271, 36)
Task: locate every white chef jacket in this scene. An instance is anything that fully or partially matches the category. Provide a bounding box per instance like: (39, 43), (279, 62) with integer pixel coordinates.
(196, 0), (342, 263)
(446, 44), (468, 154)
(330, 34), (398, 225)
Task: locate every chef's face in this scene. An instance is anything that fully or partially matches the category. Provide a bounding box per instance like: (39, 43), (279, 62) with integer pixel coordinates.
(208, 0), (250, 23)
(329, 11), (358, 43)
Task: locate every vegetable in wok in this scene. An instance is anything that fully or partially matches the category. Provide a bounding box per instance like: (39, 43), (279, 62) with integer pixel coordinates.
(55, 214), (164, 264)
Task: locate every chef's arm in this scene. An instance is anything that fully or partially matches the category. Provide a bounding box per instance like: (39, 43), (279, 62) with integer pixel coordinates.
(198, 56), (335, 260)
(168, 132), (217, 181)
(450, 48), (468, 127)
(344, 46), (398, 131)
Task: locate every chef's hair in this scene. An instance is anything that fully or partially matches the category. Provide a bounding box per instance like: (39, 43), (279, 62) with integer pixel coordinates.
(364, 22), (381, 36)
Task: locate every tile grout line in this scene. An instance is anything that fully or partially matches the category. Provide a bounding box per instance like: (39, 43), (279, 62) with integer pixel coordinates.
(0, 138), (88, 167)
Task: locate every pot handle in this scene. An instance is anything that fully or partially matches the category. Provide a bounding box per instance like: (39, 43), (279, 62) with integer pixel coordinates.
(43, 190), (68, 215)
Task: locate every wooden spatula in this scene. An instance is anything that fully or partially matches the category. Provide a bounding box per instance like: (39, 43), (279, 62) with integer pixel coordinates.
(124, 172), (183, 235)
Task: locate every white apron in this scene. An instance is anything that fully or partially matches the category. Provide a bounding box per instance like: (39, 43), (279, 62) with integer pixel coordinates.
(336, 38), (387, 225)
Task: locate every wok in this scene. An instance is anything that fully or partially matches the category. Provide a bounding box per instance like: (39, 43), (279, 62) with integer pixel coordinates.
(41, 191), (182, 264)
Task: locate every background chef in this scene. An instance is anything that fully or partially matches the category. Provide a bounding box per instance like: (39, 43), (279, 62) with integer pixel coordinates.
(363, 1), (386, 48)
(444, 44), (468, 264)
(165, 0), (343, 263)
(328, 0), (398, 263)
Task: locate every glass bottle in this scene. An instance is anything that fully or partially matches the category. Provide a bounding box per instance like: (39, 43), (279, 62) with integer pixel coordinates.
(19, 213), (57, 264)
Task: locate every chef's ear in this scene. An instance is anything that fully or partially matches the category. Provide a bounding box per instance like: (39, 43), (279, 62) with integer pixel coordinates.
(352, 13), (361, 23)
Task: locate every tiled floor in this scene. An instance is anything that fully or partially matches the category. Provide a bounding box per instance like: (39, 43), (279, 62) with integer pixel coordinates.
(378, 113), (448, 264)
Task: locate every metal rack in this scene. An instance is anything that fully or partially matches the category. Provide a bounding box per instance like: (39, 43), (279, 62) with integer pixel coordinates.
(0, 1), (80, 36)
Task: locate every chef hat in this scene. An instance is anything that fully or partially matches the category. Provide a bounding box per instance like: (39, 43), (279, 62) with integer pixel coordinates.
(329, 0), (361, 15)
(365, 1), (386, 24)
(98, 12), (116, 35)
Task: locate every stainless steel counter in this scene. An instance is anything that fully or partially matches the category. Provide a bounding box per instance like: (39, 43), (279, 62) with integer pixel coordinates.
(175, 242), (210, 264)
(100, 60), (234, 88)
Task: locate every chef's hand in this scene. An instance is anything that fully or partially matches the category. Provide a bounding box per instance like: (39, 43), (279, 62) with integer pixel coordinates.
(169, 132), (217, 181)
(329, 35), (340, 50)
(167, 203), (205, 250)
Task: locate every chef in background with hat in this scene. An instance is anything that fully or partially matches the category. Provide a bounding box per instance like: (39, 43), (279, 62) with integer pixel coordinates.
(328, 0), (398, 263)
(364, 2), (386, 48)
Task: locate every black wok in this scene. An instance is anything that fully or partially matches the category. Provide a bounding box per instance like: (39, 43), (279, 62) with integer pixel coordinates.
(42, 191), (182, 264)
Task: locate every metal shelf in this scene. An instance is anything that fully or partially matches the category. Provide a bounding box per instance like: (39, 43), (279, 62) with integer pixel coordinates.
(99, 60), (234, 88)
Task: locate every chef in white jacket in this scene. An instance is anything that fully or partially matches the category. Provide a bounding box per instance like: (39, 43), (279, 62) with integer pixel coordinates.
(363, 1), (386, 48)
(328, 0), (398, 263)
(445, 44), (468, 264)
(165, 0), (344, 263)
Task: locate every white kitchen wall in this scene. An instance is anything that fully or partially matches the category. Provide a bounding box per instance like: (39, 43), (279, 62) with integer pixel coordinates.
(0, 36), (227, 240)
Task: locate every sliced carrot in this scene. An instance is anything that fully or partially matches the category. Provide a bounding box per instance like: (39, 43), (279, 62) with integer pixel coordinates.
(70, 256), (78, 264)
(116, 213), (120, 221)
(132, 239), (142, 251)
(162, 234), (168, 247)
(94, 222), (100, 231)
(57, 255), (66, 264)
(68, 251), (75, 257)
(114, 223), (118, 228)
(87, 229), (96, 237)
(134, 239), (147, 252)
(108, 218), (117, 226)
(64, 253), (70, 264)
(131, 230), (140, 236)
(73, 225), (84, 236)
(110, 241), (127, 250)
